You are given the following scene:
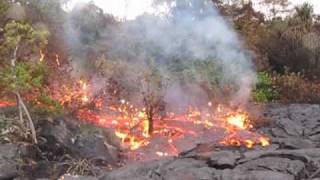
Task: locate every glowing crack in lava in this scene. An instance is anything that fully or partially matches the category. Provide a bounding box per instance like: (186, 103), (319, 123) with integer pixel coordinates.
(74, 82), (270, 160)
(0, 79), (270, 161)
(0, 101), (16, 108)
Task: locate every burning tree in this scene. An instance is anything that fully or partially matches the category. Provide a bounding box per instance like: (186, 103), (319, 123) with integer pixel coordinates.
(0, 20), (49, 143)
(141, 60), (167, 135)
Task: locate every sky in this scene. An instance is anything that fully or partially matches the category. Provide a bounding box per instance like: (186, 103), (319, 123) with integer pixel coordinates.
(66, 0), (320, 20)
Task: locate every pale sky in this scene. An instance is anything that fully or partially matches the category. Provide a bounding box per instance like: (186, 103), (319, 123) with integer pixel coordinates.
(66, 0), (320, 20)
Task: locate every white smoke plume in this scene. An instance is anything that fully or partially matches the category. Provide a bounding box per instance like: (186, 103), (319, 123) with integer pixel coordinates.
(65, 0), (257, 110)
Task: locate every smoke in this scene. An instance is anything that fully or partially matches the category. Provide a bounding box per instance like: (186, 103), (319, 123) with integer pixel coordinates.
(65, 0), (256, 110)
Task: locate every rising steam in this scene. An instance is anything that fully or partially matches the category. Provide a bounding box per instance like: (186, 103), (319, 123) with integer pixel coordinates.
(65, 0), (256, 111)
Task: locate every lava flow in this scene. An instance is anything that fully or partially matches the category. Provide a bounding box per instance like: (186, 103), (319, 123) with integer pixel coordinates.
(0, 100), (15, 108)
(73, 82), (270, 160)
(0, 78), (271, 160)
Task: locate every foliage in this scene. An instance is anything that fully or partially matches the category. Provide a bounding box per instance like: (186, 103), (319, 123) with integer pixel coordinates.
(273, 71), (320, 103)
(32, 92), (63, 115)
(258, 3), (320, 78)
(1, 0), (320, 110)
(167, 58), (225, 98)
(1, 21), (49, 53)
(0, 19), (64, 116)
(253, 72), (278, 102)
(0, 0), (10, 24)
(293, 2), (314, 26)
(0, 62), (45, 92)
(69, 2), (107, 45)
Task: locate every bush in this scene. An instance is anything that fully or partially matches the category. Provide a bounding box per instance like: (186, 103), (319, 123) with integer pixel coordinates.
(0, 62), (45, 92)
(273, 72), (320, 103)
(253, 72), (278, 102)
(32, 92), (63, 115)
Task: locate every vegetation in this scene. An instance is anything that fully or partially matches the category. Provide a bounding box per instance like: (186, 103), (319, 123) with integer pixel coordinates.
(0, 0), (320, 142)
(0, 0), (320, 178)
(253, 72), (278, 103)
(0, 19), (49, 143)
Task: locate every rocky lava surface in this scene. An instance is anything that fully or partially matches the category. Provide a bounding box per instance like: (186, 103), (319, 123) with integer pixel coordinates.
(1, 104), (320, 180)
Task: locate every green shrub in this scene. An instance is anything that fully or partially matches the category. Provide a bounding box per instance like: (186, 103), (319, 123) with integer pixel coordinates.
(0, 62), (45, 92)
(253, 72), (278, 102)
(33, 92), (63, 115)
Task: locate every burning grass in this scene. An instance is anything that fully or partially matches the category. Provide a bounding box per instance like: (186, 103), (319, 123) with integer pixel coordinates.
(0, 100), (15, 108)
(0, 78), (271, 161)
(71, 81), (271, 160)
(0, 77), (270, 159)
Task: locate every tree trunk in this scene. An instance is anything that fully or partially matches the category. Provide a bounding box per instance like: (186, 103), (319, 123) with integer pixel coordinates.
(16, 94), (24, 124)
(16, 92), (37, 144)
(11, 44), (38, 144)
(147, 105), (154, 135)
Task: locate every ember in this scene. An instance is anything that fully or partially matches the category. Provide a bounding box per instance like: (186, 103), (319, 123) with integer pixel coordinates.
(0, 101), (15, 108)
(0, 78), (271, 160)
(71, 82), (270, 159)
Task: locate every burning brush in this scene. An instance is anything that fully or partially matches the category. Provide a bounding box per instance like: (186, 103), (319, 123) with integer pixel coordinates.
(0, 77), (270, 160)
(72, 82), (270, 159)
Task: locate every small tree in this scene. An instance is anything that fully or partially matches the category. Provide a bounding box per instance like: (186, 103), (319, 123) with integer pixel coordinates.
(141, 60), (167, 135)
(0, 20), (49, 144)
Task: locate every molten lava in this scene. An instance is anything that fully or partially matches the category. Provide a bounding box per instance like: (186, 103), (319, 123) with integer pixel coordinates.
(0, 79), (271, 160)
(39, 50), (45, 62)
(225, 112), (251, 130)
(73, 85), (270, 160)
(70, 81), (271, 158)
(55, 54), (60, 66)
(0, 100), (15, 108)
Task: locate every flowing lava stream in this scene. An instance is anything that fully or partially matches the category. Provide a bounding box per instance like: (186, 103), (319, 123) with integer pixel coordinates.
(74, 81), (270, 161)
(0, 78), (271, 161)
(0, 101), (16, 108)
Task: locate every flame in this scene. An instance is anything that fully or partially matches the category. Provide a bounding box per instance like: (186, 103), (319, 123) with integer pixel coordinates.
(260, 137), (270, 146)
(81, 95), (89, 103)
(79, 80), (89, 104)
(226, 112), (251, 130)
(142, 119), (150, 138)
(41, 78), (270, 156)
(115, 130), (128, 143)
(245, 139), (255, 149)
(75, 101), (270, 154)
(0, 100), (15, 107)
(39, 50), (45, 62)
(55, 54), (60, 66)
(156, 151), (169, 157)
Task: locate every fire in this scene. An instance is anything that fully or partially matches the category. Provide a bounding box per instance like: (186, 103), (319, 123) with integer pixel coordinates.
(225, 112), (252, 130)
(10, 74), (269, 157)
(260, 137), (270, 146)
(74, 99), (270, 155)
(39, 50), (45, 62)
(55, 54), (60, 66)
(142, 119), (150, 138)
(0, 100), (15, 107)
(245, 139), (254, 149)
(79, 80), (89, 104)
(156, 151), (169, 157)
(81, 95), (89, 103)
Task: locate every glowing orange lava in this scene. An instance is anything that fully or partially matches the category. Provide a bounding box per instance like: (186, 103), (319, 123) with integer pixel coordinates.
(39, 50), (45, 62)
(75, 89), (271, 154)
(1, 78), (270, 157)
(0, 101), (15, 108)
(225, 112), (251, 130)
(55, 54), (60, 66)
